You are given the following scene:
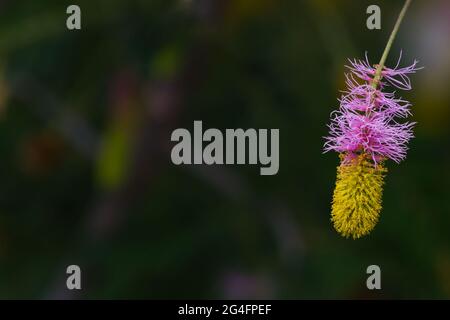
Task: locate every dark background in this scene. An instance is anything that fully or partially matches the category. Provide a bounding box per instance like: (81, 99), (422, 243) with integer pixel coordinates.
(0, 0), (449, 299)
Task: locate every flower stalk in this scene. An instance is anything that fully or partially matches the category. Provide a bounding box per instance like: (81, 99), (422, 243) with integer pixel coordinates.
(372, 0), (412, 89)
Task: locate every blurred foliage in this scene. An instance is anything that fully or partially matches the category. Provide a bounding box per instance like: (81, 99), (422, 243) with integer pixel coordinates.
(0, 0), (449, 299)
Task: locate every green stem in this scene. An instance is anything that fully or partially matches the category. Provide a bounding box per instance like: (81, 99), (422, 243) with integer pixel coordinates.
(371, 0), (412, 89)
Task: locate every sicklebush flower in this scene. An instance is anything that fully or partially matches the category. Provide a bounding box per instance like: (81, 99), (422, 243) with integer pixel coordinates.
(323, 0), (420, 239)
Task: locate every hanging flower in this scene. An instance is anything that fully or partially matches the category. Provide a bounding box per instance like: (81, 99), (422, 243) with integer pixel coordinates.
(323, 0), (421, 239)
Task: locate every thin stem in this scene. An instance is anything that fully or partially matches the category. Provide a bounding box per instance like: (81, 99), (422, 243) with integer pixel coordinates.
(371, 0), (412, 89)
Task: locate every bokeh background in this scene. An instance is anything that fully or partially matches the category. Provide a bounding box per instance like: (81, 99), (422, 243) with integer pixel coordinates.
(0, 0), (449, 299)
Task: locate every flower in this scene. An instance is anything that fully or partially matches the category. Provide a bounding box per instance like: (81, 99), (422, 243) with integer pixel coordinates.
(324, 53), (419, 164)
(324, 53), (420, 238)
(324, 0), (420, 239)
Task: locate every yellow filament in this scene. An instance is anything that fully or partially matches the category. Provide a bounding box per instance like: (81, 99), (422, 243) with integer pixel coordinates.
(331, 154), (387, 239)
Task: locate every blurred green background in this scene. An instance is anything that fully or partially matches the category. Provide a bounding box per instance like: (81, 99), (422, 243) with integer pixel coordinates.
(0, 0), (449, 299)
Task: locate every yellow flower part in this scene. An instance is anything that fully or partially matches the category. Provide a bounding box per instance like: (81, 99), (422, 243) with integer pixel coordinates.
(331, 154), (387, 239)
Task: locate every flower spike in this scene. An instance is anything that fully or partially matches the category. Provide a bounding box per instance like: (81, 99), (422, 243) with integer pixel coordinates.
(323, 0), (420, 238)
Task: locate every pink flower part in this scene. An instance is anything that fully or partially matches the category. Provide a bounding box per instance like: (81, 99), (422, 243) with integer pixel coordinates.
(324, 52), (420, 164)
(346, 51), (421, 90)
(324, 110), (415, 164)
